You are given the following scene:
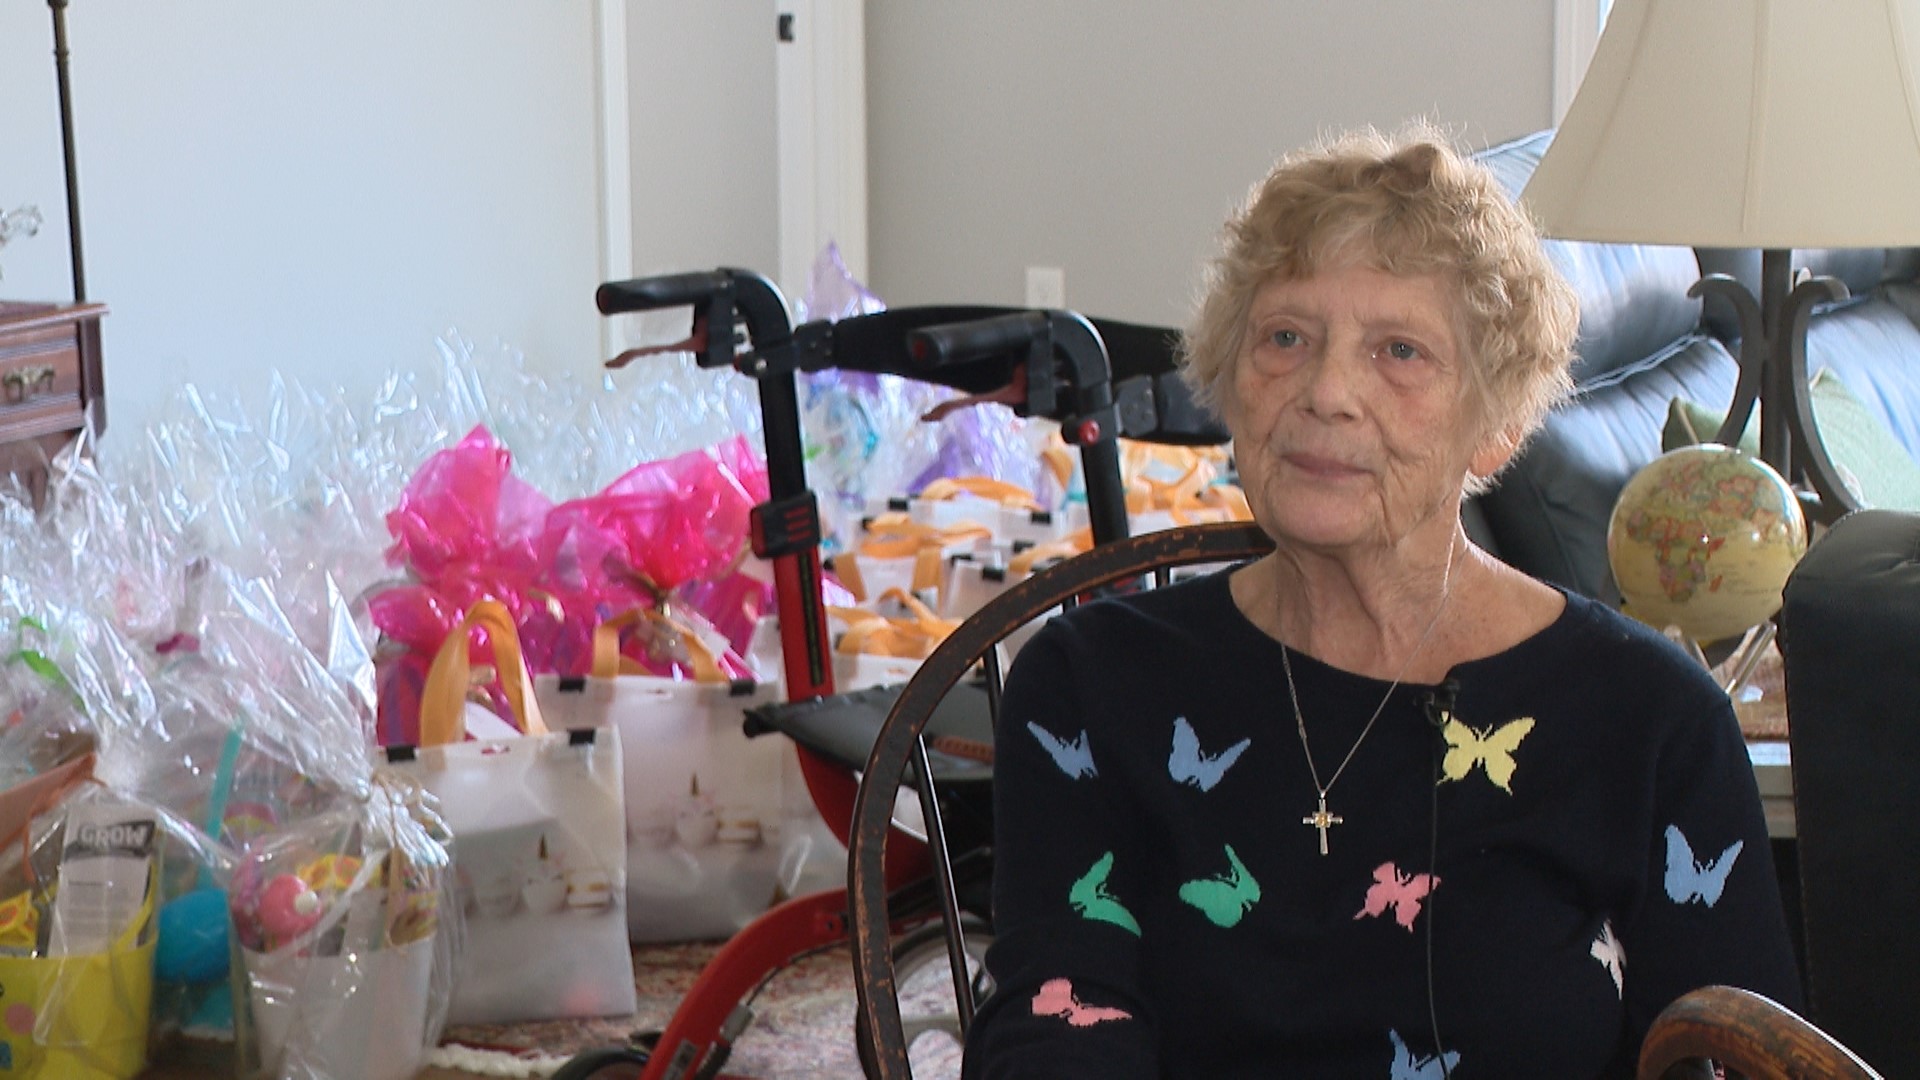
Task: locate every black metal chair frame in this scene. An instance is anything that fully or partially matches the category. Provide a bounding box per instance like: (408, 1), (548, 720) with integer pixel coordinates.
(846, 521), (1275, 1077)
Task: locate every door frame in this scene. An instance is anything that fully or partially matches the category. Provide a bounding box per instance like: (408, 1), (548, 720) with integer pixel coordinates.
(775, 0), (869, 305)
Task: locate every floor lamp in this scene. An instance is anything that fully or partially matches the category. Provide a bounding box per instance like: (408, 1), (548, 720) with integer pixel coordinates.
(1523, 0), (1920, 523)
(49, 0), (87, 304)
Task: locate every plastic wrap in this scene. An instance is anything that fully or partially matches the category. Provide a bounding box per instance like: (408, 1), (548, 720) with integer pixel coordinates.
(791, 243), (1052, 552)
(0, 618), (93, 793)
(0, 445), (464, 1076)
(228, 774), (453, 1080)
(92, 328), (770, 668)
(105, 383), (394, 659)
(383, 426), (552, 589)
(151, 575), (461, 1080)
(583, 432), (769, 595)
(0, 601), (237, 1073)
(0, 251), (1094, 1069)
(370, 430), (776, 744)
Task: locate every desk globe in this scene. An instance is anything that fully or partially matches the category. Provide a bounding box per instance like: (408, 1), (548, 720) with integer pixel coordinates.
(1606, 444), (1808, 644)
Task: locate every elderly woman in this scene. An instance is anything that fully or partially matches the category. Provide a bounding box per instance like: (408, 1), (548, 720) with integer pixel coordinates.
(962, 126), (1800, 1078)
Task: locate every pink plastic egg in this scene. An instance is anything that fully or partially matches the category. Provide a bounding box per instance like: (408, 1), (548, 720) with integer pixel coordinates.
(256, 873), (323, 943)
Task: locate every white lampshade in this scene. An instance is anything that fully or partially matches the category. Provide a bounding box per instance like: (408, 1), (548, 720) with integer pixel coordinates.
(1523, 0), (1920, 248)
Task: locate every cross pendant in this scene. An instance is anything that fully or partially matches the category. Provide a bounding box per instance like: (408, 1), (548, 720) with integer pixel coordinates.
(1302, 795), (1343, 856)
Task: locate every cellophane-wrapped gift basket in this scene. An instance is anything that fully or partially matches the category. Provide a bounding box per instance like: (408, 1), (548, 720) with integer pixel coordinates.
(0, 452), (466, 1079)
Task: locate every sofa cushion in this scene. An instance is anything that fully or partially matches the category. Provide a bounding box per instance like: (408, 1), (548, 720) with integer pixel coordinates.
(1476, 335), (1741, 603)
(1476, 131), (1705, 386)
(1812, 294), (1920, 460)
(1663, 369), (1920, 512)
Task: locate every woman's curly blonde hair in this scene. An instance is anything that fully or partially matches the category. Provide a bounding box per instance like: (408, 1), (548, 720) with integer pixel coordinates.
(1181, 124), (1579, 491)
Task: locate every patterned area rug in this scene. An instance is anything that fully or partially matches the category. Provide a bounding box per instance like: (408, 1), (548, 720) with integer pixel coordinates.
(438, 939), (966, 1079)
(140, 938), (967, 1078)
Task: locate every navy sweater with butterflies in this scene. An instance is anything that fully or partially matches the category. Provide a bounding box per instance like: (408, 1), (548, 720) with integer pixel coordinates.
(961, 568), (1800, 1080)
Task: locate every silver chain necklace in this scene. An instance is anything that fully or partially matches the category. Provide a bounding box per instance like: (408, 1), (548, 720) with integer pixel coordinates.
(1280, 533), (1457, 855)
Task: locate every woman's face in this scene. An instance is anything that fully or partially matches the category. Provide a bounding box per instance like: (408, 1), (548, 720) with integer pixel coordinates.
(1223, 262), (1513, 554)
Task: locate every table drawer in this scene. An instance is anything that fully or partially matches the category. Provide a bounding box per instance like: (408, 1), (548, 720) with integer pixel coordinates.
(0, 320), (85, 441)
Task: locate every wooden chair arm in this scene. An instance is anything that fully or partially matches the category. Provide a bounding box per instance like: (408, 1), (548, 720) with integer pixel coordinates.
(1637, 986), (1882, 1080)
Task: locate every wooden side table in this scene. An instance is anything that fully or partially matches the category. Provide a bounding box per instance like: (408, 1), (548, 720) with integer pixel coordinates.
(0, 300), (106, 505)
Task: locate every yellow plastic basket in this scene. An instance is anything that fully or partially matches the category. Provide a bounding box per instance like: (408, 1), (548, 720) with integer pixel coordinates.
(0, 871), (156, 1079)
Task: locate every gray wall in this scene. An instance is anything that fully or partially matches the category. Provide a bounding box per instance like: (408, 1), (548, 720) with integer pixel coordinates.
(0, 2), (602, 440)
(866, 2), (1556, 327)
(626, 0), (780, 282)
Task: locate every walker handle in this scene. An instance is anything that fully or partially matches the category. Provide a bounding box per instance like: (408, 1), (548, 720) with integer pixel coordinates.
(907, 311), (1050, 371)
(595, 271), (732, 316)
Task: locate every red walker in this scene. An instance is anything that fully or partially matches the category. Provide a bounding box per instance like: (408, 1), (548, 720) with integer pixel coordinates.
(556, 268), (1222, 1079)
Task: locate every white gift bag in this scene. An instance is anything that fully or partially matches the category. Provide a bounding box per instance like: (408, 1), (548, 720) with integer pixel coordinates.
(744, 615), (922, 693)
(876, 476), (1045, 535)
(1121, 450), (1251, 536)
(232, 784), (454, 1080)
(998, 504), (1078, 545)
(244, 934), (434, 1080)
(939, 538), (1086, 660)
(832, 514), (992, 604)
(828, 588), (958, 661)
(535, 611), (834, 944)
(389, 600), (636, 1025)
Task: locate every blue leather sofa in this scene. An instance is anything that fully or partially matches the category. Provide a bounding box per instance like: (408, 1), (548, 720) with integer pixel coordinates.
(1467, 130), (1920, 603)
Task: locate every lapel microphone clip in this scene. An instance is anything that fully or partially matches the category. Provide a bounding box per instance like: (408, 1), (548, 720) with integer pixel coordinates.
(1421, 678), (1461, 730)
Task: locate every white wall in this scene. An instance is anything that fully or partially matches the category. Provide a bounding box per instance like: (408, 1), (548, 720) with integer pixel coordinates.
(0, 3), (1564, 452)
(0, 2), (603, 442)
(865, 2), (1557, 327)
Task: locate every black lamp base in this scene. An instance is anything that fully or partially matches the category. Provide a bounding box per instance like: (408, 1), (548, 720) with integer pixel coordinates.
(1689, 248), (1858, 523)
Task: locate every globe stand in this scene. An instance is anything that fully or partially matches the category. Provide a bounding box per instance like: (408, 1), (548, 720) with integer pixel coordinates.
(1716, 620), (1776, 700)
(1660, 618), (1774, 703)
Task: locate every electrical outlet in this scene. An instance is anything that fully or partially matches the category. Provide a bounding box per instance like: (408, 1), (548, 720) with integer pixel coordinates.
(1026, 266), (1066, 309)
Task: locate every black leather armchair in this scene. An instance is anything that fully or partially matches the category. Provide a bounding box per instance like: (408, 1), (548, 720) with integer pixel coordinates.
(1778, 509), (1920, 1069)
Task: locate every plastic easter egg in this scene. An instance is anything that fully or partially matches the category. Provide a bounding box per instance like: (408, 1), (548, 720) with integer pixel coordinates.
(256, 874), (323, 944)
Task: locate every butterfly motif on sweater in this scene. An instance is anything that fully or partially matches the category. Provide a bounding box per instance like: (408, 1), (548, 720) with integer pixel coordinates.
(1354, 862), (1439, 932)
(1031, 978), (1132, 1027)
(1167, 716), (1250, 792)
(1591, 918), (1626, 996)
(1389, 1029), (1461, 1080)
(1664, 824), (1743, 907)
(1069, 851), (1140, 935)
(1177, 844), (1262, 929)
(1438, 715), (1535, 793)
(1027, 721), (1097, 779)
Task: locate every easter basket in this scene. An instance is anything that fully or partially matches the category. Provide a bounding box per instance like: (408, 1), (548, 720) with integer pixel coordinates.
(230, 776), (453, 1080)
(0, 772), (158, 1080)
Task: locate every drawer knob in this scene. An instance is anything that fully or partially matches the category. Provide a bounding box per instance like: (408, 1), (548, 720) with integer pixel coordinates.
(2, 364), (55, 403)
